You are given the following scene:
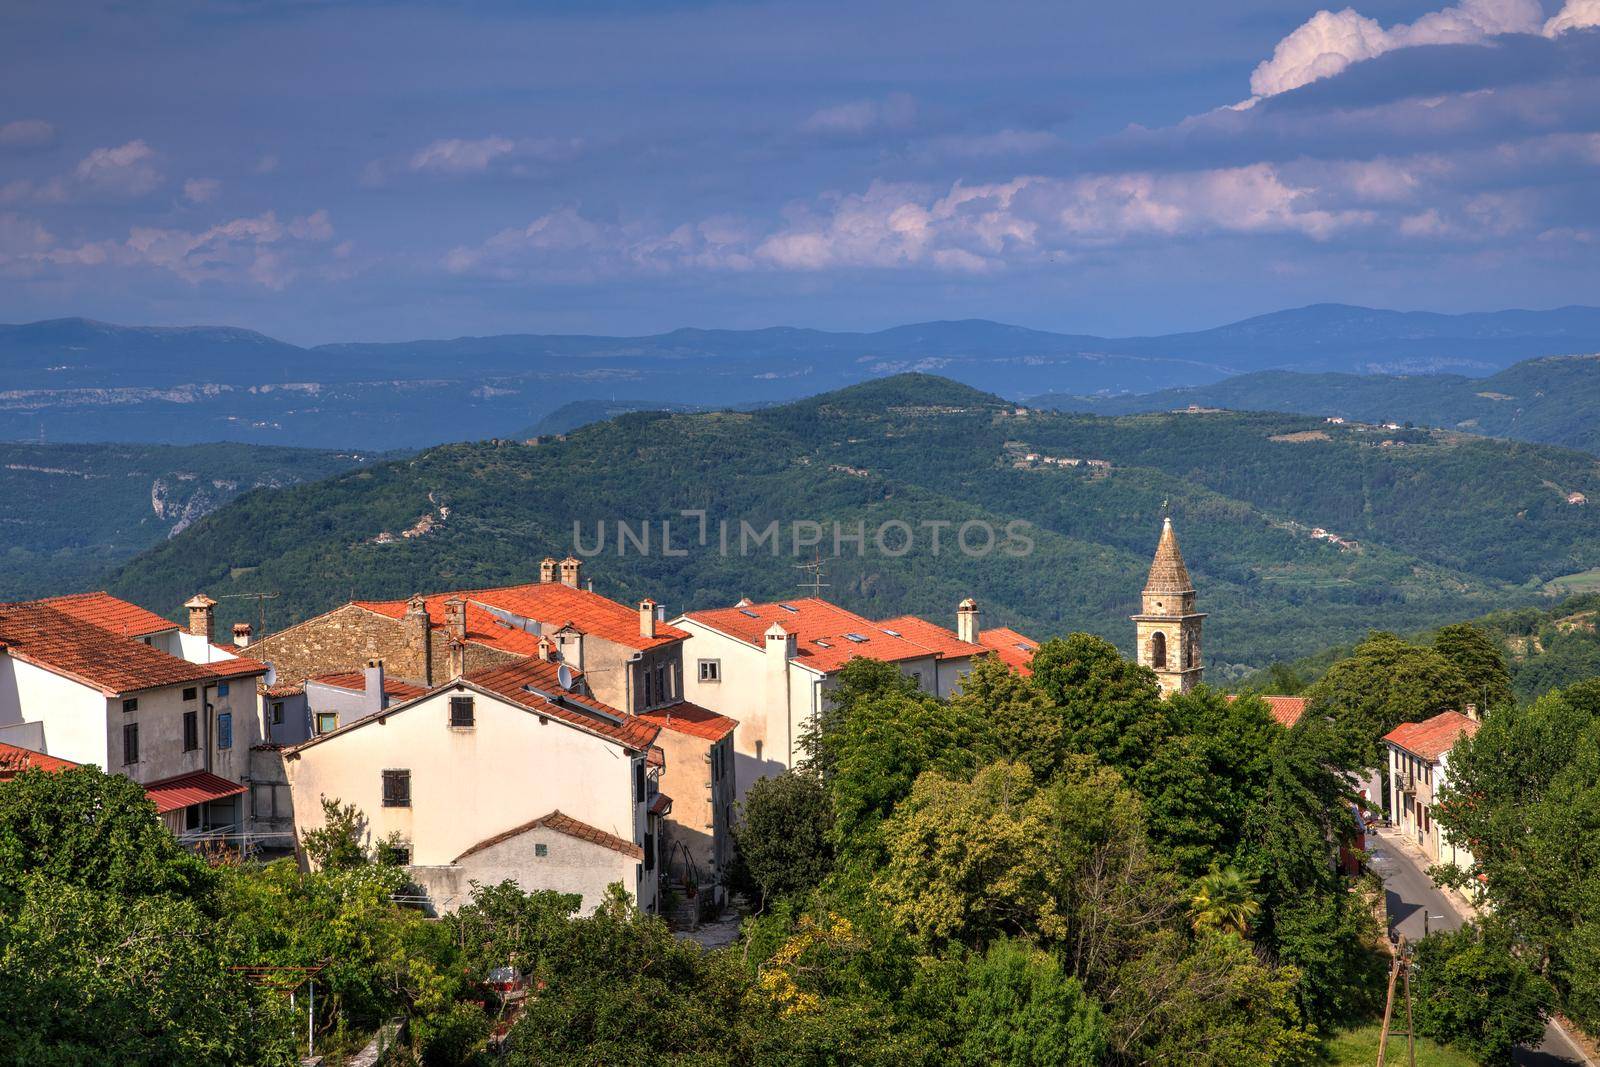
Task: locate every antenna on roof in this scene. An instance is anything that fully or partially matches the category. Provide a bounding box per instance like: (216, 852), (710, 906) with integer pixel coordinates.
(795, 549), (834, 598)
(219, 591), (281, 638)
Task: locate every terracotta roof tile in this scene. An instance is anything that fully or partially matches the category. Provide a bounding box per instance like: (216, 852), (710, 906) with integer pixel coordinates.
(0, 742), (79, 780)
(309, 672), (428, 701)
(634, 701), (738, 742)
(683, 598), (941, 674)
(978, 627), (1039, 676)
(876, 615), (990, 659)
(0, 601), (226, 694)
(1383, 710), (1480, 762)
(143, 770), (247, 815)
(35, 591), (176, 637)
(455, 809), (642, 862)
(1226, 693), (1310, 728)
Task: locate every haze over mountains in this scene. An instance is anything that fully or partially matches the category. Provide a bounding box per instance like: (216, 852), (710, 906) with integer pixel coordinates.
(6, 304), (1600, 450)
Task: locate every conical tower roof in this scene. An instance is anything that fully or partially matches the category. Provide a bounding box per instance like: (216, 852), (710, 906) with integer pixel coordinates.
(1144, 517), (1194, 593)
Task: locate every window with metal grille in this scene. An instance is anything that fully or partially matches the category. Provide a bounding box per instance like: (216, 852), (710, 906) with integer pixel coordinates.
(122, 723), (139, 764)
(183, 710), (198, 752)
(217, 712), (232, 750)
(382, 769), (411, 807)
(449, 695), (475, 728)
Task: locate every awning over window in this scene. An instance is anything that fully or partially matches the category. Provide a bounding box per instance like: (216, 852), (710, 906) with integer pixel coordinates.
(144, 770), (247, 815)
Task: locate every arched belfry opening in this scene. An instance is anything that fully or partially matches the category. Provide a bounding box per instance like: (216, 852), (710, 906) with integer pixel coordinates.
(1150, 631), (1167, 668)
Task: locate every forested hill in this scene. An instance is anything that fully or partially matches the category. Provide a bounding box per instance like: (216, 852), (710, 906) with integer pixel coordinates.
(1036, 353), (1600, 454)
(108, 374), (1600, 672)
(0, 442), (375, 601)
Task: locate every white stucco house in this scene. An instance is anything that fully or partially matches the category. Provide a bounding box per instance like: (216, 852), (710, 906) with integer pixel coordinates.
(283, 657), (667, 915)
(1383, 709), (1481, 870)
(0, 591), (268, 840)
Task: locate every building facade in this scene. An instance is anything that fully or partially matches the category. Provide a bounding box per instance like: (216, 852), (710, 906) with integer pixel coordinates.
(1132, 518), (1205, 695)
(1383, 710), (1480, 869)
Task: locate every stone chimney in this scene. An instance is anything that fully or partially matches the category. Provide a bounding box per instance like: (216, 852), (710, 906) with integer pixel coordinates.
(639, 598), (657, 640)
(1465, 703), (1480, 722)
(537, 636), (555, 662)
(184, 594), (217, 641)
(444, 597), (467, 678)
(539, 556), (558, 583)
(231, 622), (253, 649)
(559, 556), (582, 589)
(956, 597), (980, 645)
(404, 595), (434, 686)
(363, 659), (386, 718)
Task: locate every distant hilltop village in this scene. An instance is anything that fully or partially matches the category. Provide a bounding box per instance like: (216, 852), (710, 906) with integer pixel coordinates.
(0, 518), (1263, 919)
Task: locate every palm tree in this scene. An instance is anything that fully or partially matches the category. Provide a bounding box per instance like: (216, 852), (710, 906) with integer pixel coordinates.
(1189, 867), (1261, 938)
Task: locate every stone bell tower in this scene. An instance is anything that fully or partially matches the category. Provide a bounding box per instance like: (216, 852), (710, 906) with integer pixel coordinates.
(1132, 517), (1205, 696)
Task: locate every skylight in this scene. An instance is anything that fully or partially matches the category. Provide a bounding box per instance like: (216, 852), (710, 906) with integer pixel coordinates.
(737, 608), (758, 618)
(881, 628), (902, 637)
(844, 633), (867, 643)
(779, 603), (799, 612)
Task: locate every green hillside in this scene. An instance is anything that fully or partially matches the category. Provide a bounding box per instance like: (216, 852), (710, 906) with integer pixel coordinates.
(107, 374), (1600, 672)
(1036, 353), (1600, 454)
(0, 442), (376, 601)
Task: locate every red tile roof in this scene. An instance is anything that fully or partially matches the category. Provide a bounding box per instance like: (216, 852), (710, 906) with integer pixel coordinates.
(1262, 695), (1309, 728)
(0, 742), (79, 780)
(876, 615), (989, 659)
(309, 672), (428, 701)
(143, 770), (247, 815)
(634, 701), (738, 742)
(648, 792), (672, 816)
(356, 580), (687, 653)
(454, 809), (642, 862)
(35, 591), (176, 637)
(978, 627), (1039, 676)
(1384, 710), (1480, 762)
(683, 598), (944, 673)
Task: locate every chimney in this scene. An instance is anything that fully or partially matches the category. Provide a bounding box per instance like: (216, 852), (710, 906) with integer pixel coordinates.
(1465, 703), (1480, 722)
(765, 622), (795, 667)
(537, 636), (555, 662)
(444, 597), (467, 678)
(539, 556), (558, 583)
(404, 595), (433, 686)
(184, 594), (217, 641)
(559, 556), (582, 589)
(639, 598), (657, 640)
(956, 597), (980, 645)
(231, 622), (253, 649)
(363, 659), (386, 718)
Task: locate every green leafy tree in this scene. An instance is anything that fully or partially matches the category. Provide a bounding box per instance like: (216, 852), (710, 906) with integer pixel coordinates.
(1306, 631), (1473, 766)
(1029, 633), (1169, 770)
(950, 654), (1062, 780)
(1433, 622), (1514, 711)
(299, 797), (372, 871)
(1189, 867), (1261, 938)
(953, 939), (1107, 1066)
(733, 770), (835, 906)
(1411, 923), (1553, 1067)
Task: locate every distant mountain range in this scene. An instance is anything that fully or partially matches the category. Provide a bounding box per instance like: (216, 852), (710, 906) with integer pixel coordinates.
(5, 304), (1600, 449)
(1034, 353), (1600, 454)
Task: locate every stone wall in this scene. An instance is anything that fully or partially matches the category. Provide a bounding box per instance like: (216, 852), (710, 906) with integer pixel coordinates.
(249, 603), (520, 689)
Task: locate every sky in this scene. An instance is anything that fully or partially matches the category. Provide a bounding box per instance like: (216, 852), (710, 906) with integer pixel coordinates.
(1, 0), (1598, 343)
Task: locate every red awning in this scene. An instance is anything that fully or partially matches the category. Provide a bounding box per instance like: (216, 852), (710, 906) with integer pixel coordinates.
(144, 770), (247, 815)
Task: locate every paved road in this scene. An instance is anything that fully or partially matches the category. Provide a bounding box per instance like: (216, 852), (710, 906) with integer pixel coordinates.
(1367, 828), (1590, 1066)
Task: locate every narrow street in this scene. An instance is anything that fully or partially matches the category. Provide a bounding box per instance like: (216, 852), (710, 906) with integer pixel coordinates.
(1367, 827), (1591, 1066)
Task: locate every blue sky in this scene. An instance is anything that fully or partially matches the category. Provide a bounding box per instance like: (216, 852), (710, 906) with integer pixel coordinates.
(1, 0), (1598, 342)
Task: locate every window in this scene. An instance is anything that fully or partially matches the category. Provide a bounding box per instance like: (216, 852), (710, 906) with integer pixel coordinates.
(656, 663), (667, 703)
(643, 669), (654, 707)
(316, 712), (338, 735)
(911, 671), (922, 688)
(217, 682), (229, 697)
(382, 769), (411, 807)
(182, 687), (198, 702)
(251, 783), (280, 819)
(216, 712), (232, 750)
(1150, 632), (1167, 669)
(183, 710), (198, 752)
(634, 761), (646, 802)
(122, 698), (139, 713)
(534, 843), (549, 858)
(644, 831), (656, 871)
(185, 805), (201, 831)
(122, 722), (139, 765)
(449, 695), (475, 728)
(698, 659), (721, 683)
(391, 846), (411, 865)
(755, 740), (763, 763)
(271, 701), (284, 725)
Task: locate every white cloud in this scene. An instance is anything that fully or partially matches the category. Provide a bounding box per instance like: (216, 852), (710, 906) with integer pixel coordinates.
(410, 135), (515, 174)
(288, 209), (334, 240)
(1545, 0), (1600, 34)
(801, 92), (917, 137)
(1249, 0), (1548, 99)
(183, 177), (221, 204)
(73, 139), (162, 196)
(0, 119), (54, 148)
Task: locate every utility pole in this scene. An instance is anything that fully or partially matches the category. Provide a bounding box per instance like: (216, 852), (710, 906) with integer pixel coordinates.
(220, 591), (280, 637)
(1376, 937), (1417, 1067)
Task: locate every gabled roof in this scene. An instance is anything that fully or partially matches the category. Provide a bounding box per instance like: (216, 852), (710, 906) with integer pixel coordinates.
(634, 701), (738, 742)
(288, 658), (658, 755)
(0, 600), (263, 695)
(977, 627), (1039, 676)
(35, 591), (176, 637)
(876, 615), (989, 659)
(143, 770), (248, 815)
(355, 580), (687, 653)
(1226, 693), (1309, 728)
(682, 598), (945, 673)
(455, 809), (642, 862)
(1144, 517), (1194, 594)
(0, 742), (79, 780)
(308, 672), (428, 701)
(1384, 710), (1480, 762)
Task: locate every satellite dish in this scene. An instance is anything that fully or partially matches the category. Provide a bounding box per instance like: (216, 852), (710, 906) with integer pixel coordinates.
(263, 663), (277, 688)
(557, 664), (573, 691)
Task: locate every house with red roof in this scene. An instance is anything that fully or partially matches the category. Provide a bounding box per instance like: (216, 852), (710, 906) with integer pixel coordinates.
(0, 591), (266, 840)
(1383, 709), (1481, 869)
(676, 596), (1002, 794)
(283, 657), (667, 915)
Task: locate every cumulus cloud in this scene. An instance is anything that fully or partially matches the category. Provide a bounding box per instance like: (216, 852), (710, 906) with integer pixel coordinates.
(801, 92), (917, 137)
(0, 119), (55, 148)
(1546, 0), (1600, 34)
(73, 139), (162, 196)
(410, 135), (516, 174)
(183, 177), (221, 204)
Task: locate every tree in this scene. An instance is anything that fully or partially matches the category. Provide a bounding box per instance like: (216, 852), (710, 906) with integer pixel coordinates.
(733, 770), (835, 906)
(1189, 867), (1261, 938)
(1411, 923), (1553, 1067)
(1433, 622), (1514, 711)
(1028, 633), (1170, 771)
(953, 939), (1106, 1067)
(799, 656), (922, 779)
(299, 797), (373, 871)
(1306, 631), (1473, 766)
(950, 654), (1062, 780)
